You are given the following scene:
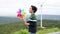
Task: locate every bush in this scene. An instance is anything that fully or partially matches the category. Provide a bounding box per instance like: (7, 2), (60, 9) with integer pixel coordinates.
(12, 29), (29, 34)
(19, 29), (29, 34)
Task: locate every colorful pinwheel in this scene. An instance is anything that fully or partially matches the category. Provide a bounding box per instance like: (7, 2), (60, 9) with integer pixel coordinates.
(17, 9), (26, 19)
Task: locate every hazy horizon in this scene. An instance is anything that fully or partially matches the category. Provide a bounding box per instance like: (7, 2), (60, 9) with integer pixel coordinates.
(0, 15), (60, 24)
(0, 14), (60, 17)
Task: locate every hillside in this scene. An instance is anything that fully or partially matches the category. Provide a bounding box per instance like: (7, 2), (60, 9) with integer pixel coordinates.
(0, 20), (60, 34)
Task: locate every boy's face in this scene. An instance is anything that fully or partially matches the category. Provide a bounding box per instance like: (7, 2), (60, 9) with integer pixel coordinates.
(29, 7), (33, 13)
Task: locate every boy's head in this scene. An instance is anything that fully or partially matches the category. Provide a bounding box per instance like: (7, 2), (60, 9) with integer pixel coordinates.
(29, 5), (37, 13)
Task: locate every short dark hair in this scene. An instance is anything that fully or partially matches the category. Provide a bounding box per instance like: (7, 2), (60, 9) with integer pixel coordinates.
(31, 5), (37, 13)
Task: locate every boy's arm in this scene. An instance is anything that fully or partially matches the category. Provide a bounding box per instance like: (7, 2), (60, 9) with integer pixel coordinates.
(24, 20), (30, 26)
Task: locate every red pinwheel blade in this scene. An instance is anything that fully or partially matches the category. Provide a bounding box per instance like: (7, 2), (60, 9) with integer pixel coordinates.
(17, 14), (23, 18)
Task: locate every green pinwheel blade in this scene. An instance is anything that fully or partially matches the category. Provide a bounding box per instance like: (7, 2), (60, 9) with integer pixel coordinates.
(22, 12), (26, 14)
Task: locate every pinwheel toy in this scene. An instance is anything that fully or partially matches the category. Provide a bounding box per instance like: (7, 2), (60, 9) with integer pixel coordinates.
(17, 9), (26, 19)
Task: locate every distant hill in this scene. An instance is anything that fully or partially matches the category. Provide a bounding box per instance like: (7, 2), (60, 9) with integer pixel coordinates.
(0, 17), (21, 24)
(36, 15), (60, 20)
(0, 15), (60, 24)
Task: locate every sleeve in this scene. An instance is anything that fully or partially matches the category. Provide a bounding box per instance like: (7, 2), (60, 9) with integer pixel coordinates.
(24, 15), (30, 21)
(27, 21), (33, 26)
(30, 21), (36, 26)
(30, 22), (34, 26)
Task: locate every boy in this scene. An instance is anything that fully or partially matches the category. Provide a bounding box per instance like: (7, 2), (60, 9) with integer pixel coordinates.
(24, 5), (37, 34)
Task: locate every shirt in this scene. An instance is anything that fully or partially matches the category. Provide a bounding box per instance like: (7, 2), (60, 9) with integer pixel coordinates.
(27, 13), (37, 33)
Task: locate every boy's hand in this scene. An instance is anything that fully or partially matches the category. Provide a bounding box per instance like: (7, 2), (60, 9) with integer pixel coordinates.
(24, 19), (26, 23)
(23, 19), (30, 28)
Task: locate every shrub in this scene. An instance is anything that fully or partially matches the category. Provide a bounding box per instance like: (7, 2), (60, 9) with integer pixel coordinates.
(12, 29), (29, 34)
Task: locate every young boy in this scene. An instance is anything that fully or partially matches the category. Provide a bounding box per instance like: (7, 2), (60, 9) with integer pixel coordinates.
(24, 5), (37, 34)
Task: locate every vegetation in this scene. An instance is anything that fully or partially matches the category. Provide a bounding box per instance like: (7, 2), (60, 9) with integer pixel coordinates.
(0, 20), (60, 34)
(12, 28), (60, 34)
(0, 21), (26, 34)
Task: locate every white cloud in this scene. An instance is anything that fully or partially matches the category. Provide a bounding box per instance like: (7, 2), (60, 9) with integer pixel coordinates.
(0, 0), (60, 16)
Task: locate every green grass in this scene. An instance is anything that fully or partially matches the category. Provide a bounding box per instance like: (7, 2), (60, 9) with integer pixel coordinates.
(11, 28), (60, 34)
(37, 28), (60, 34)
(0, 20), (60, 34)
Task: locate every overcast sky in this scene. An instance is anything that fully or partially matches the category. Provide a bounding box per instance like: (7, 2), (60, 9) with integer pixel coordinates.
(0, 0), (60, 16)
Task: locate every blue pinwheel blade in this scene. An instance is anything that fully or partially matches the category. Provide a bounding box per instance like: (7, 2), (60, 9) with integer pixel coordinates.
(21, 9), (24, 13)
(19, 9), (21, 13)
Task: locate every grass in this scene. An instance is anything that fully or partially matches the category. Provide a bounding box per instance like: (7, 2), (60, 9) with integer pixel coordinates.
(37, 28), (60, 34)
(11, 28), (60, 34)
